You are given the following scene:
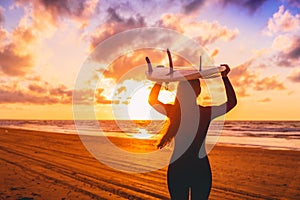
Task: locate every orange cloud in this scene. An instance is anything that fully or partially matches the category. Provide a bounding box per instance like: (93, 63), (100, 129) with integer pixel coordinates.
(0, 0), (100, 77)
(230, 60), (286, 97)
(258, 97), (271, 102)
(254, 76), (285, 91)
(0, 6), (45, 76)
(0, 44), (33, 76)
(102, 49), (191, 82)
(95, 88), (112, 104)
(210, 48), (219, 58)
(229, 61), (257, 97)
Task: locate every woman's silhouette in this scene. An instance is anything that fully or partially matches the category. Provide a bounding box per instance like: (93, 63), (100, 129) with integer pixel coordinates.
(148, 65), (237, 199)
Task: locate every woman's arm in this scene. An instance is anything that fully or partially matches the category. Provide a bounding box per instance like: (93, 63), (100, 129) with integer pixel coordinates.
(148, 83), (169, 116)
(211, 64), (237, 119)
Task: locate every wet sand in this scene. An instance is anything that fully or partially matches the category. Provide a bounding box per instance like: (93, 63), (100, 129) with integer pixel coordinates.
(0, 127), (299, 199)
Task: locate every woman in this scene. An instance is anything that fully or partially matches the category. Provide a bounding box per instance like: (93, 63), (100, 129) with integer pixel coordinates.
(148, 65), (237, 200)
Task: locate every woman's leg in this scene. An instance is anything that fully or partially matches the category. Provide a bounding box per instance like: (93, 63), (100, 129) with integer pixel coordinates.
(190, 158), (212, 200)
(167, 163), (189, 200)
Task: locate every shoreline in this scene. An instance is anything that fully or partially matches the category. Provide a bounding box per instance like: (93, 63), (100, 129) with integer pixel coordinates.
(1, 127), (300, 199)
(0, 126), (299, 152)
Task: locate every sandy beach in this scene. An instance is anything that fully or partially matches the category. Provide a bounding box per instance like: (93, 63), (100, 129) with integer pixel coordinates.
(0, 127), (299, 200)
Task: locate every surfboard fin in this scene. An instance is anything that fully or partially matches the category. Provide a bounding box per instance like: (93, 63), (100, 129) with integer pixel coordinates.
(145, 57), (153, 73)
(165, 82), (169, 90)
(199, 55), (202, 71)
(167, 49), (174, 74)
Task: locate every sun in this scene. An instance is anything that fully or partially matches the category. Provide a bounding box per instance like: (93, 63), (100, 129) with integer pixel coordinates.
(127, 84), (175, 120)
(127, 85), (152, 120)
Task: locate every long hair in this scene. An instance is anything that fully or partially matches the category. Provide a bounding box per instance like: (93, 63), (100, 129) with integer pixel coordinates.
(157, 79), (201, 148)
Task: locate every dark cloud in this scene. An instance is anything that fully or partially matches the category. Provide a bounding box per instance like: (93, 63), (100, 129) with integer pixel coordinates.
(273, 36), (300, 68)
(182, 0), (206, 14)
(90, 7), (146, 48)
(221, 0), (267, 13)
(28, 84), (48, 94)
(49, 85), (72, 96)
(0, 79), (72, 104)
(288, 71), (300, 83)
(287, 37), (300, 59)
(0, 88), (71, 104)
(286, 0), (300, 8)
(0, 6), (5, 24)
(40, 0), (77, 15)
(242, 0), (267, 13)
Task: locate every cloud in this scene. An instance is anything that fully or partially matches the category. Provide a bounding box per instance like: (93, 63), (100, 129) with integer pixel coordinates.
(90, 7), (146, 49)
(263, 5), (300, 36)
(0, 44), (33, 76)
(182, 0), (206, 14)
(254, 76), (285, 91)
(0, 6), (4, 24)
(15, 0), (99, 28)
(0, 0), (87, 77)
(286, 37), (300, 59)
(0, 4), (44, 76)
(0, 77), (72, 104)
(258, 97), (271, 102)
(0, 87), (72, 104)
(286, 0), (300, 8)
(0, 27), (8, 43)
(95, 88), (112, 104)
(229, 61), (257, 97)
(28, 83), (48, 93)
(0, 17), (39, 76)
(288, 70), (300, 83)
(272, 36), (300, 68)
(157, 14), (239, 46)
(220, 0), (267, 13)
(210, 48), (219, 58)
(230, 60), (286, 97)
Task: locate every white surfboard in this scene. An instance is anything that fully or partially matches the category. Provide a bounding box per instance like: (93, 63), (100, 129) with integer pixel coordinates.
(145, 49), (226, 82)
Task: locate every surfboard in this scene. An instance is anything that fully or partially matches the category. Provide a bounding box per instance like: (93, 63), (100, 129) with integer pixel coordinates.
(145, 49), (226, 82)
(145, 65), (226, 82)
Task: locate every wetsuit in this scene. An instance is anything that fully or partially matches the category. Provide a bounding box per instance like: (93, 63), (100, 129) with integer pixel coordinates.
(149, 77), (236, 200)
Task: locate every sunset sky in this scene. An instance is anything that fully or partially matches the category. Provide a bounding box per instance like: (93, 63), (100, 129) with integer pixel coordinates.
(0, 0), (299, 120)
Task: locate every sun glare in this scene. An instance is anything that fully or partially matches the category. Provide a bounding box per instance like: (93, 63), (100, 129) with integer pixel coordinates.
(131, 128), (154, 139)
(127, 85), (175, 120)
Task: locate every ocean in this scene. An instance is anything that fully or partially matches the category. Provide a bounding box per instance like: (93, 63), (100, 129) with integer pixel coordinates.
(0, 120), (299, 151)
